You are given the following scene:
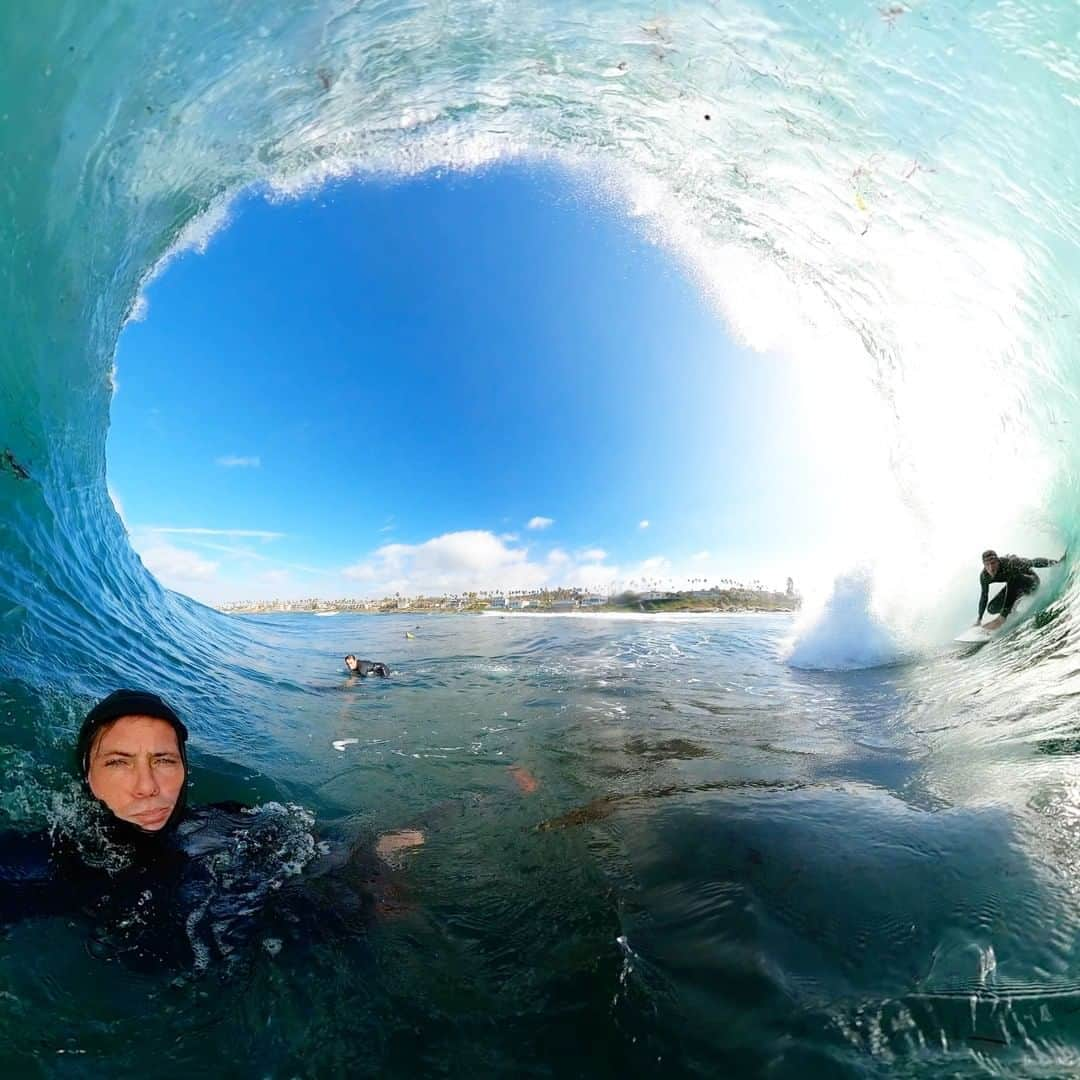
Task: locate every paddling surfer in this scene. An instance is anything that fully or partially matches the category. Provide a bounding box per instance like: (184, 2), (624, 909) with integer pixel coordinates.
(345, 655), (390, 677)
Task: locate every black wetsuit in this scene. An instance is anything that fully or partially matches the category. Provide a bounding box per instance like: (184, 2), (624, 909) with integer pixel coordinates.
(348, 660), (390, 677)
(978, 555), (1056, 621)
(0, 802), (384, 974)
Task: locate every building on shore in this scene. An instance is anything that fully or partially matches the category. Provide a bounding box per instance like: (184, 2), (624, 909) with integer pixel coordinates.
(218, 577), (800, 616)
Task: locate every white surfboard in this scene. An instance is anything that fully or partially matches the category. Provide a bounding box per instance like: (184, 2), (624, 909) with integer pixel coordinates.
(954, 581), (1007, 643)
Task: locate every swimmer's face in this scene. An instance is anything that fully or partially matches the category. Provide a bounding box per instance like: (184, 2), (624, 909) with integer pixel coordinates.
(984, 556), (1000, 576)
(87, 716), (185, 831)
(344, 655), (358, 671)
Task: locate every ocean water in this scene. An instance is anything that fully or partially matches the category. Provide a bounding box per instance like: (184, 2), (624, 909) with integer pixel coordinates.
(0, 609), (1078, 1076)
(6, 607), (1074, 1078)
(3, 0), (1080, 1075)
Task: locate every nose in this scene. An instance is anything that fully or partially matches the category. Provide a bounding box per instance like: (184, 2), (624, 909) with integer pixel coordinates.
(131, 758), (160, 798)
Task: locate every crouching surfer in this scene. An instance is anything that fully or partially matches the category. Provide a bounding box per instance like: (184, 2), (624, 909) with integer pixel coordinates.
(0, 690), (422, 970)
(345, 654), (390, 677)
(975, 548), (1063, 631)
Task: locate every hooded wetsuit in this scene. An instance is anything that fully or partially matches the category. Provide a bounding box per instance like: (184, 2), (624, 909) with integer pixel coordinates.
(978, 555), (1056, 622)
(0, 799), (387, 974)
(0, 690), (385, 973)
(347, 660), (390, 677)
(0, 801), (257, 967)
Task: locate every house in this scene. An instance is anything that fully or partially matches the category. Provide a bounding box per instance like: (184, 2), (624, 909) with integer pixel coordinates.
(488, 595), (507, 610)
(551, 598), (577, 611)
(580, 595), (605, 608)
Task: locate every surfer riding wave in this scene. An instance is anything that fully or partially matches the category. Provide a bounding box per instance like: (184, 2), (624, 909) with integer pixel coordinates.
(976, 548), (1063, 632)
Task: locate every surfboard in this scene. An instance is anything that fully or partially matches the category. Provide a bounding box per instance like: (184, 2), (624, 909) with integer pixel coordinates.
(954, 581), (1007, 644)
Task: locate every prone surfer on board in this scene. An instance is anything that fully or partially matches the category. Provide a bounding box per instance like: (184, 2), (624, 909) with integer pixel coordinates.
(345, 654), (390, 677)
(976, 548), (1062, 631)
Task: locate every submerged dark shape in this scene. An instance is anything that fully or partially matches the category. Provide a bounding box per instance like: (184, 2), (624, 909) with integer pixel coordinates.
(623, 736), (710, 760)
(1, 449), (30, 480)
(536, 778), (807, 831)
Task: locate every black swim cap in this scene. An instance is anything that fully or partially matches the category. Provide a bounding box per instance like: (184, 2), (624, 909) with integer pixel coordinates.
(981, 549), (998, 561)
(76, 689), (189, 781)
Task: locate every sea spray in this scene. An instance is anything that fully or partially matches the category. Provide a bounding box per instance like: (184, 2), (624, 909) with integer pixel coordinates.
(786, 568), (908, 671)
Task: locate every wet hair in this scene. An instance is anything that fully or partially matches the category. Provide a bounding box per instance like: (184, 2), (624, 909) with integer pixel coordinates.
(344, 654), (357, 665)
(76, 689), (189, 783)
(981, 549), (999, 562)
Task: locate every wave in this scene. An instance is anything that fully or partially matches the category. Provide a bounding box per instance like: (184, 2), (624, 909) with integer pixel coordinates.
(1, 0), (1078, 870)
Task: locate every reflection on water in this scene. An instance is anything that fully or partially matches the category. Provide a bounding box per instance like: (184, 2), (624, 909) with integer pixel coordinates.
(4, 612), (1080, 1074)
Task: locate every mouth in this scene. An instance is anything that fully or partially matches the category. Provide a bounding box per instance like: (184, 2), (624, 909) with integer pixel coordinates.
(132, 806), (171, 827)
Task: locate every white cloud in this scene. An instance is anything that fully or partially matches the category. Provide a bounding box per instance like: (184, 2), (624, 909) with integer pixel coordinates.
(500, 532), (519, 542)
(637, 556), (670, 574)
(692, 550), (711, 561)
(139, 541), (218, 584)
(337, 526), (777, 599)
(173, 537), (326, 576)
(335, 530), (762, 599)
(216, 455), (261, 468)
(342, 530), (617, 595)
(638, 519), (650, 529)
(344, 530), (537, 593)
(125, 519), (343, 605)
(527, 516), (554, 530)
(257, 569), (291, 586)
(343, 560), (377, 581)
(141, 526), (284, 540)
(127, 294), (149, 323)
(108, 486), (128, 530)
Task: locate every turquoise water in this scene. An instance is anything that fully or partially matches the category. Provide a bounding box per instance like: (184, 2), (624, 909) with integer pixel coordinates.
(4, 0), (1080, 1074)
(11, 609), (1077, 1077)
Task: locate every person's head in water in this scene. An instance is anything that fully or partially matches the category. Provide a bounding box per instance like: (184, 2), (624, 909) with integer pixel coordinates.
(344, 654), (359, 672)
(982, 549), (1000, 576)
(76, 690), (189, 832)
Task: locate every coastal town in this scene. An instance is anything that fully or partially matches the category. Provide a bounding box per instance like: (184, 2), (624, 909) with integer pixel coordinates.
(219, 579), (801, 615)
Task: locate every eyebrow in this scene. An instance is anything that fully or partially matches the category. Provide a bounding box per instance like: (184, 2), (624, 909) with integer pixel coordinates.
(97, 749), (179, 758)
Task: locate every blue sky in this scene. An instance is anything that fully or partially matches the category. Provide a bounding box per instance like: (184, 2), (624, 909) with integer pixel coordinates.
(109, 163), (830, 604)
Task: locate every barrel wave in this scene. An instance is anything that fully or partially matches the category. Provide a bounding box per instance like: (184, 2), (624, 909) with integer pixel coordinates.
(3, 1), (1080, 1075)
